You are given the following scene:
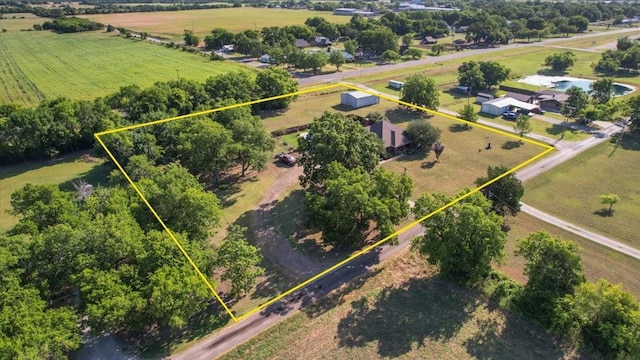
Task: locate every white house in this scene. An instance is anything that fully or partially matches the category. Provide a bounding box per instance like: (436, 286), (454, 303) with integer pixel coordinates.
(340, 91), (380, 109)
(481, 97), (537, 116)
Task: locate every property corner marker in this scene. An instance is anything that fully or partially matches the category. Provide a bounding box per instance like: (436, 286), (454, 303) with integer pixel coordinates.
(95, 82), (553, 323)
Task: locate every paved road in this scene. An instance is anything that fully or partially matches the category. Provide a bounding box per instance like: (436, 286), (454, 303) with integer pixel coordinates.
(169, 28), (640, 360)
(519, 203), (640, 260)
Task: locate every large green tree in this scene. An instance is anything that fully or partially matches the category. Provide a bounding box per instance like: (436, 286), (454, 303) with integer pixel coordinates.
(305, 162), (412, 247)
(474, 165), (524, 217)
(399, 74), (440, 110)
(479, 61), (511, 88)
(357, 28), (398, 55)
(177, 119), (233, 185)
(515, 231), (585, 325)
(404, 119), (441, 150)
(297, 112), (384, 188)
(412, 191), (506, 284)
(457, 61), (487, 91)
(254, 67), (298, 110)
(554, 280), (640, 358)
(229, 116), (275, 176)
(625, 94), (640, 130)
(544, 51), (577, 71)
(216, 225), (265, 298)
(590, 77), (614, 104)
(562, 86), (589, 119)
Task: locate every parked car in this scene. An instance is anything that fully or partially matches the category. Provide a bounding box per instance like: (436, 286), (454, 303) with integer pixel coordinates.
(503, 111), (517, 120)
(277, 152), (296, 166)
(530, 108), (546, 115)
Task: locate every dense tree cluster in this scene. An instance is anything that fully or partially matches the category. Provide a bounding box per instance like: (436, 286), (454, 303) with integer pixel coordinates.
(457, 60), (511, 90)
(1, 70), (293, 166)
(1, 156), (266, 355)
(298, 112), (412, 246)
(595, 37), (640, 74)
(41, 16), (103, 32)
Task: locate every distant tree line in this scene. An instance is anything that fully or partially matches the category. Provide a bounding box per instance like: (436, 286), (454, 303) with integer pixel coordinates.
(0, 68), (297, 166)
(40, 16), (103, 32)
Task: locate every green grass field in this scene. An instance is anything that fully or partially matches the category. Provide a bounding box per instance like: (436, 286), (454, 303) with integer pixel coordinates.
(80, 8), (352, 40)
(0, 152), (109, 232)
(524, 133), (640, 248)
(0, 30), (250, 106)
(0, 13), (46, 31)
(218, 249), (586, 360)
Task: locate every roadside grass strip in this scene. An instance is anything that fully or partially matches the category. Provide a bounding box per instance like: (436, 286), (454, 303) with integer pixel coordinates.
(95, 83), (553, 322)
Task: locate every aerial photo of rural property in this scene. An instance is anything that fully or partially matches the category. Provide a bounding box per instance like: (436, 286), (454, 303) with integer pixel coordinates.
(1, 0), (640, 359)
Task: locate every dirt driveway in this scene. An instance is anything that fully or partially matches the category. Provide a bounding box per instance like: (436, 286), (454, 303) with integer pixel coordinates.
(249, 161), (332, 281)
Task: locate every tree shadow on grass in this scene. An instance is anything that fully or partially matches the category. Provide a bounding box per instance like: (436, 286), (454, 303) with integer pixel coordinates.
(385, 107), (428, 124)
(58, 162), (113, 193)
(610, 131), (640, 151)
(463, 313), (583, 360)
(336, 277), (478, 358)
(593, 208), (614, 217)
(271, 190), (347, 266)
(450, 123), (472, 132)
(536, 68), (569, 76)
(501, 140), (523, 150)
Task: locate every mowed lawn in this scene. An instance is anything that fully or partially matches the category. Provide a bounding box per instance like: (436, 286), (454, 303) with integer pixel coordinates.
(219, 250), (586, 360)
(524, 133), (640, 248)
(80, 8), (352, 40)
(0, 152), (110, 232)
(0, 30), (250, 106)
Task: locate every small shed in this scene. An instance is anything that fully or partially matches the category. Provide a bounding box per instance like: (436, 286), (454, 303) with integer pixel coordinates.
(476, 92), (495, 103)
(341, 91), (380, 109)
(388, 80), (404, 90)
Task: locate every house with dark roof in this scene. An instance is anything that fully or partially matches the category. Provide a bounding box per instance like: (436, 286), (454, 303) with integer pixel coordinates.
(313, 36), (332, 47)
(365, 120), (413, 155)
(505, 91), (534, 103)
(534, 90), (569, 112)
(422, 36), (438, 44)
(294, 39), (310, 48)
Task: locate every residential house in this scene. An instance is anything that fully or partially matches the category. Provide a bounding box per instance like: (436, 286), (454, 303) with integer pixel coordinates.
(536, 91), (569, 112)
(366, 120), (413, 155)
(422, 36), (438, 44)
(313, 36), (332, 47)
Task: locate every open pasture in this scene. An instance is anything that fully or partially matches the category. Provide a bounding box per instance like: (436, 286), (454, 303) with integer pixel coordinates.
(80, 8), (352, 40)
(524, 133), (640, 248)
(0, 30), (250, 106)
(0, 13), (46, 31)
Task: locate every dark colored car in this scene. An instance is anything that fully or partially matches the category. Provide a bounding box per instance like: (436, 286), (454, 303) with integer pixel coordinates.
(530, 108), (546, 115)
(503, 111), (517, 120)
(277, 152), (296, 166)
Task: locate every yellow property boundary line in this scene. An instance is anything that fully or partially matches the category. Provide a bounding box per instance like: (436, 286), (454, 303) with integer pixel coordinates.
(95, 82), (553, 323)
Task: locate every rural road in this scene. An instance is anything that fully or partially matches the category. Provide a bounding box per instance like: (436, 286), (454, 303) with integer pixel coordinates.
(170, 223), (425, 360)
(170, 28), (640, 360)
(519, 203), (640, 260)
